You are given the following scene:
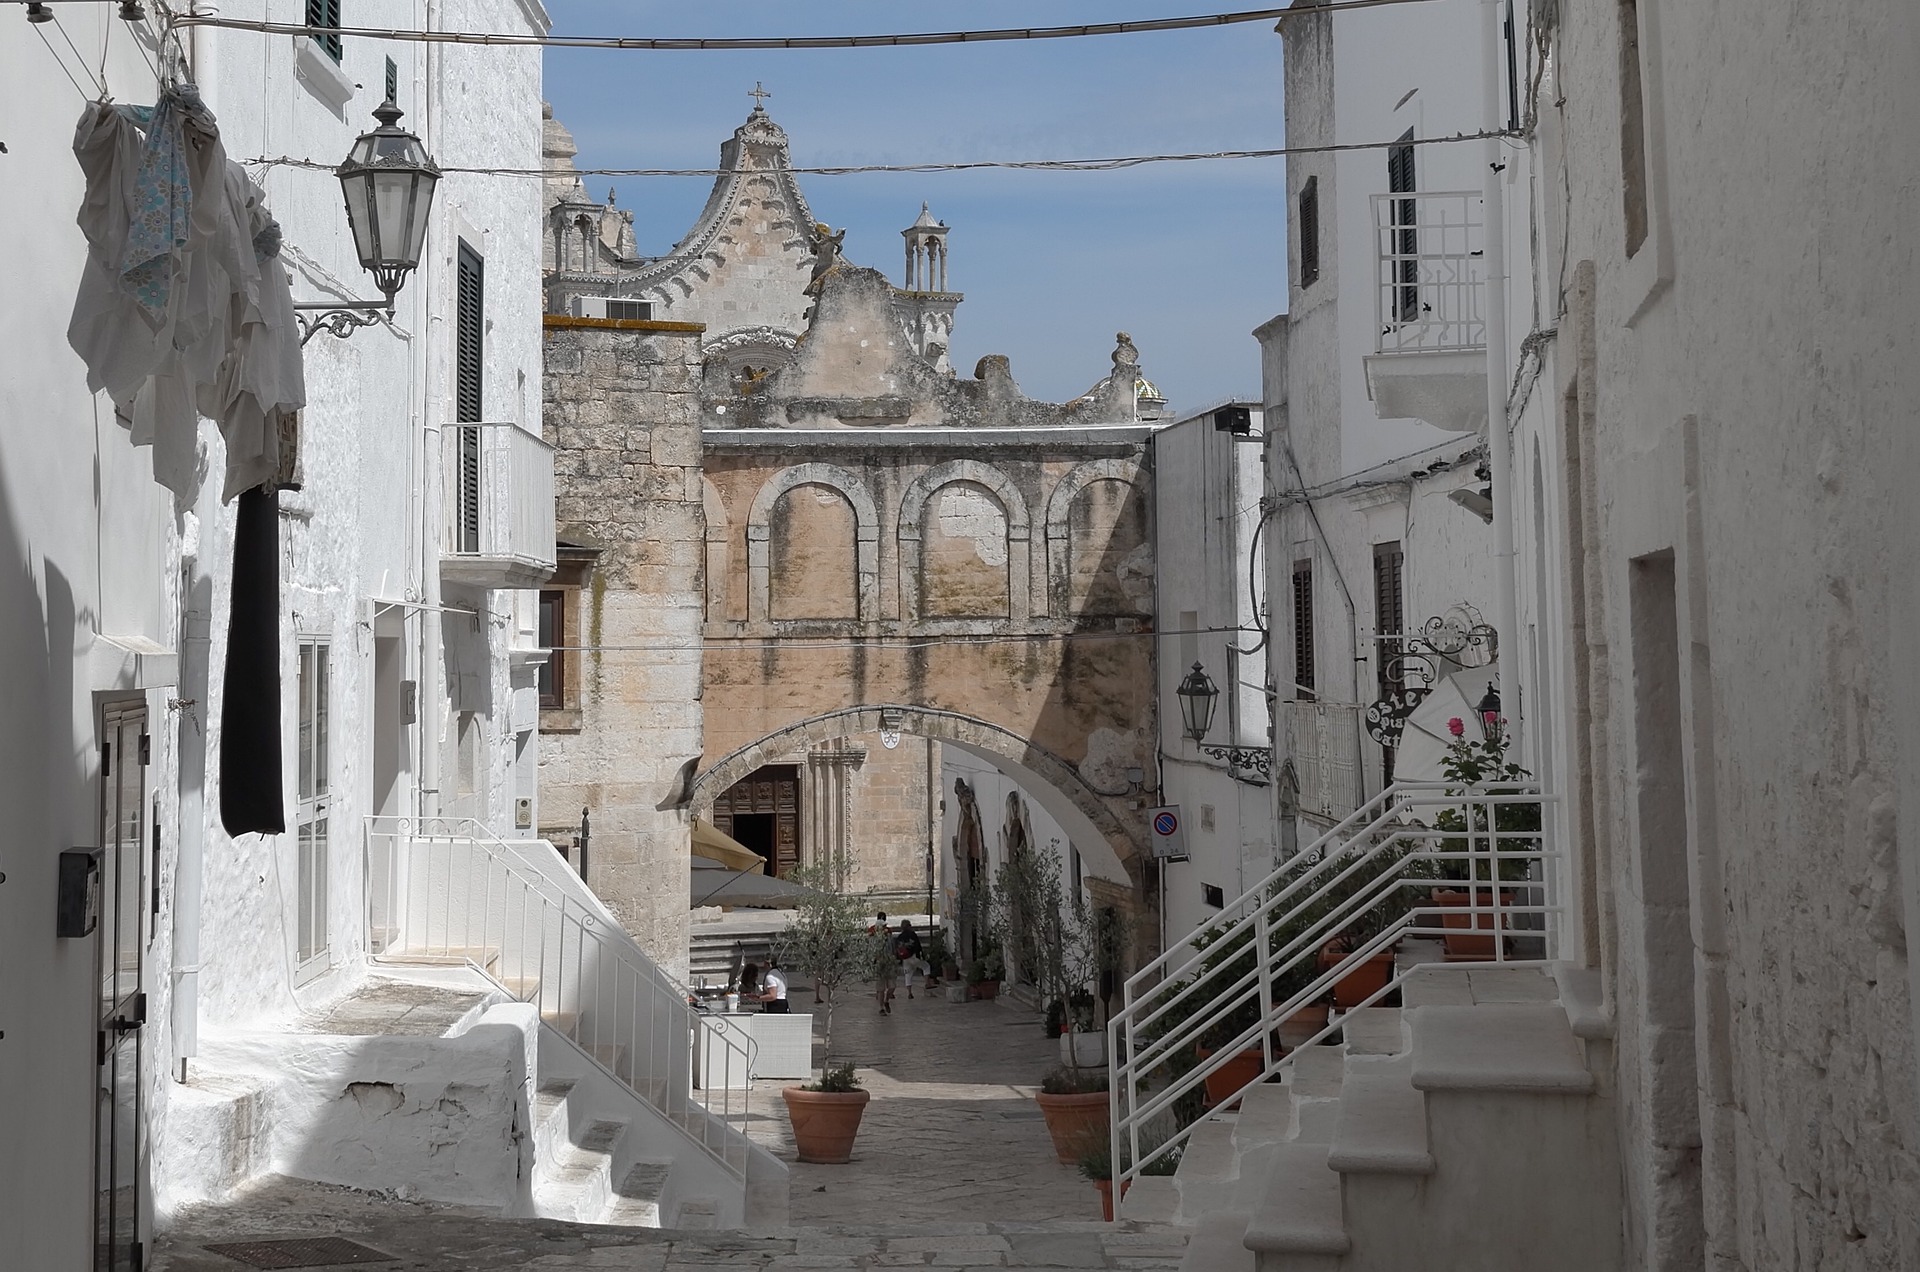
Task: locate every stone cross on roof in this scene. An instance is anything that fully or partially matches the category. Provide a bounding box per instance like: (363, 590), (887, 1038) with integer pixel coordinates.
(749, 82), (772, 107)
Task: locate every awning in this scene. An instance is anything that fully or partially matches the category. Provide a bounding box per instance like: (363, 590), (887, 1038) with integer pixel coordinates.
(691, 817), (766, 872)
(1394, 662), (1500, 783)
(689, 857), (818, 910)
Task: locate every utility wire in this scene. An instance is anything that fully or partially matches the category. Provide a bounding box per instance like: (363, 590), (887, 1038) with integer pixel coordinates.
(168, 0), (1434, 51)
(547, 623), (1262, 655)
(242, 129), (1517, 180)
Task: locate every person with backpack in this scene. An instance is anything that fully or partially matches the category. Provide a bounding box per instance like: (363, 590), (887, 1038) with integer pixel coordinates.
(893, 919), (926, 1000)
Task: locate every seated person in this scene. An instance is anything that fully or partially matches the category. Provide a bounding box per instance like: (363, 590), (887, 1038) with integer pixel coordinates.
(757, 958), (790, 1013)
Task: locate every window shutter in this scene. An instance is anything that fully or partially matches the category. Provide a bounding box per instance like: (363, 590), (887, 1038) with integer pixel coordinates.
(455, 243), (484, 553)
(1293, 561), (1315, 700)
(306, 0), (343, 63)
(1387, 131), (1418, 322)
(1299, 176), (1320, 288)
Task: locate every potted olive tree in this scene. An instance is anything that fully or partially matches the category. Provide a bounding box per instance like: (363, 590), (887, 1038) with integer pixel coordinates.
(776, 863), (877, 1163)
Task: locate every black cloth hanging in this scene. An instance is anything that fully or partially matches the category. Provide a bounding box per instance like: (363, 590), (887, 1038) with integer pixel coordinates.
(219, 485), (285, 835)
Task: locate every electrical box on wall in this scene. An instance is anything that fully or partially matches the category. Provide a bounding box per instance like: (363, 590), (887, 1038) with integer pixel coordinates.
(514, 797), (533, 829)
(401, 680), (418, 724)
(57, 848), (102, 937)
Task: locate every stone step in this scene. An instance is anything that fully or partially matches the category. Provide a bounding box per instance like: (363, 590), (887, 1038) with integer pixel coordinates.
(1290, 1045), (1347, 1099)
(1118, 1175), (1180, 1224)
(541, 1009), (580, 1036)
(533, 1078), (576, 1127)
(1326, 1071), (1433, 1175)
(533, 1118), (627, 1222)
(1408, 1004), (1594, 1094)
(602, 1160), (673, 1227)
(1399, 964), (1473, 1007)
(672, 1197), (720, 1230)
(378, 946), (502, 972)
(1176, 1210), (1255, 1272)
(1176, 1118), (1240, 1185)
(1230, 1081), (1295, 1149)
(1240, 1142), (1349, 1260)
(1340, 1007), (1406, 1056)
(498, 975), (542, 1000)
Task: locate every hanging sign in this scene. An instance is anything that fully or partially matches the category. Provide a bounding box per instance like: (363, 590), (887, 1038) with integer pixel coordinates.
(1147, 805), (1188, 861)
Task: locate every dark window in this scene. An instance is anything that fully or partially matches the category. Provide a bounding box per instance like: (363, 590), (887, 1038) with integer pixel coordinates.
(1373, 541), (1405, 781)
(306, 0), (343, 64)
(1504, 3), (1521, 133)
(1387, 131), (1418, 322)
(1618, 0), (1649, 256)
(1298, 176), (1320, 288)
(538, 590), (565, 710)
(456, 242), (484, 422)
(384, 56), (398, 104)
(1292, 560), (1315, 701)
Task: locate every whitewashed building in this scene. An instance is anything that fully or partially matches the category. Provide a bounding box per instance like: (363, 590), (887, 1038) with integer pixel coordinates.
(1150, 403), (1275, 943)
(2, 4), (776, 1266)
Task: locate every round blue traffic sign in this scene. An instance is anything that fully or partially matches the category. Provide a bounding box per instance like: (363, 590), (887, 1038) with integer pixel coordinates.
(1153, 811), (1178, 837)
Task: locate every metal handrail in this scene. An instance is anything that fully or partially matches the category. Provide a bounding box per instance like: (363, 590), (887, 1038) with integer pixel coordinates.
(362, 815), (756, 1183)
(1107, 780), (1561, 1196)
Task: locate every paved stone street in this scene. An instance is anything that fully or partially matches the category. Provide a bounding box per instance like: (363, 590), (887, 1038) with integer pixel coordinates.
(154, 982), (1175, 1271)
(744, 982), (1101, 1227)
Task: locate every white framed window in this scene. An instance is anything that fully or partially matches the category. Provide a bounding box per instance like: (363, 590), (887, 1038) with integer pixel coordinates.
(295, 638), (332, 981)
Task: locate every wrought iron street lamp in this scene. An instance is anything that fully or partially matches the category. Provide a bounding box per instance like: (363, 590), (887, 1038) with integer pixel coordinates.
(1176, 662), (1271, 779)
(1476, 685), (1504, 746)
(295, 98), (441, 343)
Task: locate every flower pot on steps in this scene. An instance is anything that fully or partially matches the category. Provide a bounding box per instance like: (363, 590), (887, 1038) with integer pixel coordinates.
(967, 979), (1001, 1001)
(1197, 1046), (1266, 1109)
(1035, 1089), (1110, 1164)
(781, 1087), (872, 1163)
(1320, 945), (1398, 1009)
(1093, 1177), (1131, 1222)
(1430, 888), (1515, 961)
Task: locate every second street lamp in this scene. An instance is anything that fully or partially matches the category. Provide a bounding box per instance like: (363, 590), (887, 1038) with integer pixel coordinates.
(296, 98), (442, 343)
(1176, 661), (1271, 779)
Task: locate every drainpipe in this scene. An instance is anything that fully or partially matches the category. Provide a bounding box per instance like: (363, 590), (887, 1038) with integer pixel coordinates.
(170, 592), (210, 1083)
(170, 1), (220, 1088)
(1482, 0), (1521, 753)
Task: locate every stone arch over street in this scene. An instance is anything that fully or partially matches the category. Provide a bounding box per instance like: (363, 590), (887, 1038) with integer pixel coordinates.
(689, 704), (1142, 890)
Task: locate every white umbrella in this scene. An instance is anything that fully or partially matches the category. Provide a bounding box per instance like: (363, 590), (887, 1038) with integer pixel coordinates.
(1393, 662), (1499, 783)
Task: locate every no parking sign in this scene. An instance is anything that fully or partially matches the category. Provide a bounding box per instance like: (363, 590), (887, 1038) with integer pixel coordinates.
(1147, 805), (1188, 861)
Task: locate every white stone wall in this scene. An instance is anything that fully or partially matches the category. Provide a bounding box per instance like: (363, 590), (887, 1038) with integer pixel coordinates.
(0, 17), (185, 1264)
(1545, 1), (1919, 1267)
(1152, 409), (1278, 942)
(0, 1), (548, 1256)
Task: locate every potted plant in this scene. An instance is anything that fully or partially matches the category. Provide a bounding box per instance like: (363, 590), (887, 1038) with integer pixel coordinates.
(1077, 1140), (1182, 1222)
(925, 926), (956, 983)
(966, 947), (1004, 1000)
(776, 864), (877, 1163)
(1426, 718), (1541, 960)
(1035, 1064), (1110, 1165)
(1310, 830), (1437, 1008)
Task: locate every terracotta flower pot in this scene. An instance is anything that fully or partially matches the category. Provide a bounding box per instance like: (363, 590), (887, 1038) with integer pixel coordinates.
(1276, 1002), (1332, 1052)
(1197, 1046), (1266, 1109)
(1036, 1088), (1109, 1164)
(781, 1086), (872, 1163)
(1093, 1177), (1131, 1222)
(1430, 888), (1515, 961)
(968, 979), (1001, 1001)
(1320, 945), (1397, 1009)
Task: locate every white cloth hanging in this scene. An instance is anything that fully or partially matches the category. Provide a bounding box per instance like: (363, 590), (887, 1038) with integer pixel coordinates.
(68, 87), (304, 503)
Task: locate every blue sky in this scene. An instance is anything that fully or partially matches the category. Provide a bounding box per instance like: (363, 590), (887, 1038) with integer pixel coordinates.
(543, 2), (1287, 411)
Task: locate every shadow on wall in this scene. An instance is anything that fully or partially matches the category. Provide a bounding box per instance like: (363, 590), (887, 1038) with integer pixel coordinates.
(0, 448), (90, 1263)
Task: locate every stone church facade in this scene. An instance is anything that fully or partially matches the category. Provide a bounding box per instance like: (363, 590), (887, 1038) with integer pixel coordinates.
(537, 103), (1169, 971)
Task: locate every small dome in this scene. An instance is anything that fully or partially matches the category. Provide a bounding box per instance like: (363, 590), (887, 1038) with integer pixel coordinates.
(1135, 375), (1166, 406)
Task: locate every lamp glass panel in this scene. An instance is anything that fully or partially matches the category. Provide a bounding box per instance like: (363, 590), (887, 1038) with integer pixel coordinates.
(371, 170), (416, 267)
(403, 174), (438, 264)
(340, 173), (378, 266)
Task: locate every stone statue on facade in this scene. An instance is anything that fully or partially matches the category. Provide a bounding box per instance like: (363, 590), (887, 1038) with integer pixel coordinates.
(808, 222), (847, 293)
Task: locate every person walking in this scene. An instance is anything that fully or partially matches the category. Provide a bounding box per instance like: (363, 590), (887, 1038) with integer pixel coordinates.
(894, 919), (925, 1000)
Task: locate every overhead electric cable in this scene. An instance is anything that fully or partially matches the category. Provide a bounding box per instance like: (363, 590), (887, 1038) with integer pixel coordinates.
(241, 129), (1516, 180)
(166, 0), (1433, 50)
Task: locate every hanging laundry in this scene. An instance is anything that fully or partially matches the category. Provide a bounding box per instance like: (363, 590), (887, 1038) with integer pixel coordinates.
(118, 85), (201, 324)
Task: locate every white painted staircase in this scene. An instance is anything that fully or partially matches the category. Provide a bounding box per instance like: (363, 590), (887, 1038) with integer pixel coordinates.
(1123, 964), (1621, 1272)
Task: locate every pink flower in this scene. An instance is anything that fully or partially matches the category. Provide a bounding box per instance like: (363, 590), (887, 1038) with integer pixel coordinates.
(1447, 717), (1465, 738)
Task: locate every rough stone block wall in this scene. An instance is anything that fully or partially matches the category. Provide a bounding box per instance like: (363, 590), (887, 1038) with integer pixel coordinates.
(539, 317), (708, 977)
(848, 736), (936, 900)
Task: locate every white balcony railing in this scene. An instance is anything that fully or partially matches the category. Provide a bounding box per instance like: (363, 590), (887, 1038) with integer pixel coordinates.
(1372, 191), (1486, 354)
(1283, 699), (1364, 821)
(443, 421), (556, 589)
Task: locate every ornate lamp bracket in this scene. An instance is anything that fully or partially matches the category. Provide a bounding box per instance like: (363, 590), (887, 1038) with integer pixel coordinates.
(294, 300), (392, 345)
(1200, 744), (1272, 779)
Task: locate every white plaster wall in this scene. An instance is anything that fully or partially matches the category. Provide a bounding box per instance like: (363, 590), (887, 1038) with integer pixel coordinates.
(0, 16), (190, 1266)
(940, 750), (1079, 961)
(1152, 410), (1278, 942)
(1545, 1), (1920, 1266)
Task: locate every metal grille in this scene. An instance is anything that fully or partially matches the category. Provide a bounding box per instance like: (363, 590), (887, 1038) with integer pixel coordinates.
(201, 1236), (396, 1268)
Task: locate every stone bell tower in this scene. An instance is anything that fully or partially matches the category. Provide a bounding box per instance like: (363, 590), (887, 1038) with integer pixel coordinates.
(892, 203), (962, 374)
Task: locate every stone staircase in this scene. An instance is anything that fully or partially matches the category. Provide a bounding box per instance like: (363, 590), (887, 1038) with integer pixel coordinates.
(529, 1077), (715, 1227)
(1125, 964), (1621, 1272)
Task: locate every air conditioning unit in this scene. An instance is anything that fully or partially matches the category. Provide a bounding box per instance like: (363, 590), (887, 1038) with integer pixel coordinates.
(569, 295), (654, 321)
